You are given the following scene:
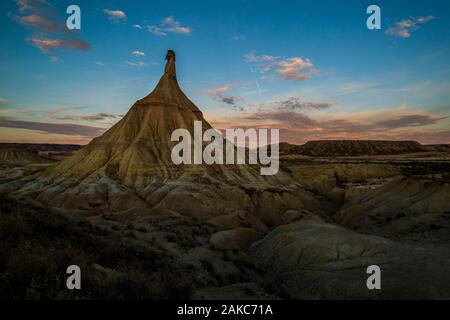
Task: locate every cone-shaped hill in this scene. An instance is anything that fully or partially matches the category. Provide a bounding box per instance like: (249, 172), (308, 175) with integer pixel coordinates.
(42, 50), (263, 185)
(6, 51), (323, 222)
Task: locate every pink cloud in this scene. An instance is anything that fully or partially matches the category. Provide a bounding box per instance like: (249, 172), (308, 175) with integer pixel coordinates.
(205, 84), (245, 107)
(18, 14), (61, 32)
(15, 0), (46, 13)
(14, 0), (91, 55)
(207, 106), (449, 145)
(386, 16), (436, 38)
(207, 85), (230, 97)
(245, 53), (319, 81)
(31, 37), (91, 53)
(103, 9), (127, 23)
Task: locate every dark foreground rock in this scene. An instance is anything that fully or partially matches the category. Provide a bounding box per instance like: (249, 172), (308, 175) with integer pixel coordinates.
(251, 216), (450, 299)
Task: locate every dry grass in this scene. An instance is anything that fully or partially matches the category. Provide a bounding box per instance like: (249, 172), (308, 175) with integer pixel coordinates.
(0, 196), (195, 300)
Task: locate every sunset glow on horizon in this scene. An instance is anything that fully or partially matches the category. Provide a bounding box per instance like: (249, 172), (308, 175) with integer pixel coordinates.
(1, 0), (449, 145)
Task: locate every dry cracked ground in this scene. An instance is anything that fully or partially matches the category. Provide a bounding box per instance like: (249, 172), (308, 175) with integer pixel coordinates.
(1, 147), (450, 300)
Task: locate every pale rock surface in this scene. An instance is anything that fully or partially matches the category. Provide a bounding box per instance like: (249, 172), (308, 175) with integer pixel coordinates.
(251, 216), (450, 299)
(285, 163), (401, 192)
(206, 211), (268, 232)
(209, 227), (262, 251)
(336, 177), (450, 239)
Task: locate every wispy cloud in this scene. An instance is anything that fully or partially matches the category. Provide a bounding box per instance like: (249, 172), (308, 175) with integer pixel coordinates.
(208, 105), (449, 145)
(132, 24), (142, 29)
(47, 107), (77, 117)
(16, 0), (38, 12)
(375, 114), (445, 129)
(95, 61), (105, 66)
(18, 13), (60, 32)
(221, 96), (244, 106)
(275, 57), (317, 81)
(386, 16), (436, 38)
(53, 113), (122, 123)
(244, 53), (277, 63)
(260, 97), (334, 112)
(31, 37), (90, 53)
(13, 0), (91, 54)
(50, 56), (61, 63)
(103, 9), (127, 23)
(47, 108), (122, 123)
(245, 53), (319, 81)
(132, 50), (146, 57)
(205, 84), (245, 107)
(161, 16), (191, 34)
(233, 34), (245, 41)
(337, 82), (378, 95)
(146, 16), (191, 36)
(207, 85), (230, 97)
(147, 26), (167, 36)
(0, 116), (104, 137)
(127, 50), (148, 67)
(126, 61), (146, 67)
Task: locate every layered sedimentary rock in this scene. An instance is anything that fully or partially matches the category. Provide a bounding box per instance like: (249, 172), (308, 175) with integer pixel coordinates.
(34, 50), (262, 185)
(0, 148), (49, 165)
(251, 216), (450, 299)
(5, 51), (320, 221)
(336, 177), (450, 239)
(292, 140), (432, 156)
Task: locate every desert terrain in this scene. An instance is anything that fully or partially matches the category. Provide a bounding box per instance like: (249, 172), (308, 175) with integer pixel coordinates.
(1, 51), (449, 300)
(1, 139), (450, 300)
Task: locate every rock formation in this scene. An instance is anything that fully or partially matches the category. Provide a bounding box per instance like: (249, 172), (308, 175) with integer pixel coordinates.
(251, 216), (450, 299)
(0, 148), (49, 165)
(1, 51), (449, 299)
(5, 50), (321, 222)
(37, 50), (262, 185)
(336, 177), (450, 239)
(291, 140), (432, 156)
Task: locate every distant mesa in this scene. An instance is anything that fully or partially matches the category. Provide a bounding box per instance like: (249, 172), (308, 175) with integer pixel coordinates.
(0, 143), (81, 160)
(283, 140), (435, 157)
(429, 144), (450, 152)
(0, 143), (81, 153)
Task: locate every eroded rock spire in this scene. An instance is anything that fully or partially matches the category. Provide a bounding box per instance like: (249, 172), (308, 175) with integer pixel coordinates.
(7, 49), (285, 215)
(164, 50), (176, 80)
(138, 50), (201, 112)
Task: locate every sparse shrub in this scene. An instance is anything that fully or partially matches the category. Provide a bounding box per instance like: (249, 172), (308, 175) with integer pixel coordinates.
(0, 195), (195, 300)
(0, 211), (26, 243)
(136, 226), (148, 233)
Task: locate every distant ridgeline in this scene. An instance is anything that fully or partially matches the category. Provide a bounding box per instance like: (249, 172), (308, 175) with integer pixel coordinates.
(0, 143), (81, 153)
(0, 148), (49, 165)
(282, 140), (438, 156)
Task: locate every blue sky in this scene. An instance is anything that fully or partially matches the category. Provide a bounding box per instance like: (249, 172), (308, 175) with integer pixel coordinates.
(0, 0), (449, 144)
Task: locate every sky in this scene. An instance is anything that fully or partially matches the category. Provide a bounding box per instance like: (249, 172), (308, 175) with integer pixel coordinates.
(0, 0), (449, 145)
